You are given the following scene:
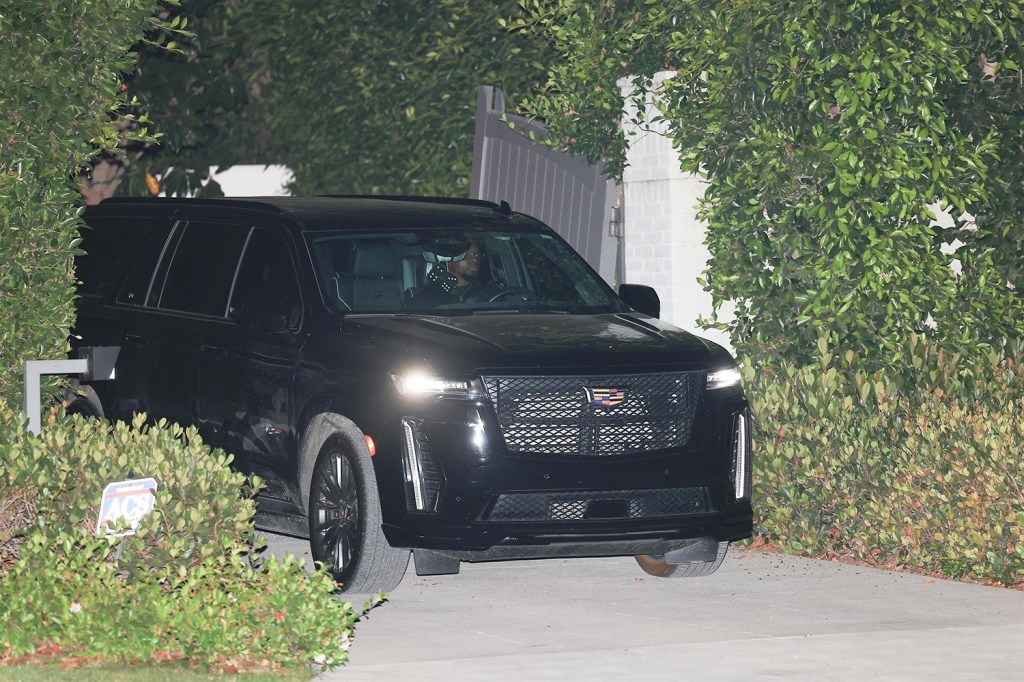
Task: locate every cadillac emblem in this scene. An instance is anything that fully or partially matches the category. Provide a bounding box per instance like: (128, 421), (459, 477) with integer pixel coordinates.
(585, 387), (627, 407)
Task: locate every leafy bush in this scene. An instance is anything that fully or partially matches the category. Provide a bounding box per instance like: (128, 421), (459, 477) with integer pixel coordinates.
(0, 406), (255, 575)
(1, 537), (362, 672)
(0, 403), (365, 671)
(0, 0), (162, 405)
(748, 337), (1024, 586)
(513, 0), (1024, 369)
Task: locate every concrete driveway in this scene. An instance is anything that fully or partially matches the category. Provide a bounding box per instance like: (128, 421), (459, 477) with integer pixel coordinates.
(263, 534), (1024, 682)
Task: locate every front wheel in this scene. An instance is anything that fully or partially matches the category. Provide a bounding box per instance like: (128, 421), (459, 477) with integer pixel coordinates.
(305, 417), (409, 593)
(635, 541), (729, 578)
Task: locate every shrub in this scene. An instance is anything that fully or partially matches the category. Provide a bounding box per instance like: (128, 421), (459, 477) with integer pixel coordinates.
(747, 336), (1024, 586)
(0, 403), (366, 671)
(1, 535), (364, 672)
(513, 0), (1024, 369)
(0, 405), (256, 575)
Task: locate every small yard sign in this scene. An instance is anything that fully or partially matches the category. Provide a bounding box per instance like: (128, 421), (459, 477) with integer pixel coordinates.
(96, 478), (158, 537)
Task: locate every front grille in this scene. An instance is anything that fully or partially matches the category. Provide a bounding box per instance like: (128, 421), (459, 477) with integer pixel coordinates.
(482, 487), (713, 522)
(482, 372), (703, 456)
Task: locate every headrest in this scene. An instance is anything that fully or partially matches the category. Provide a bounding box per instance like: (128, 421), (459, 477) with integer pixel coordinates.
(353, 244), (399, 278)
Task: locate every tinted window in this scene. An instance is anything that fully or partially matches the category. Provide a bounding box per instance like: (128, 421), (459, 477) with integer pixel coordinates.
(76, 216), (171, 301)
(157, 222), (249, 316)
(230, 228), (302, 328)
(519, 237), (583, 301)
(306, 228), (618, 315)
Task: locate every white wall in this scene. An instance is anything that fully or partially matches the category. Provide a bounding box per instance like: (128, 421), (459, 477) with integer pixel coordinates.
(209, 165), (293, 196)
(621, 72), (732, 351)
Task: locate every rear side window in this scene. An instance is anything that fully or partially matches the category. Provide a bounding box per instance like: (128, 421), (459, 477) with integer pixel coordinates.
(156, 221), (249, 317)
(76, 216), (170, 301)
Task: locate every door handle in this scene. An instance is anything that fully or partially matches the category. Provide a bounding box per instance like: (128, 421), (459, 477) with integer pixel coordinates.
(125, 333), (149, 346)
(201, 345), (227, 358)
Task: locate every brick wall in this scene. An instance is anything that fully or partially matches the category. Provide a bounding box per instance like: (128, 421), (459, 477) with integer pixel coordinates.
(621, 72), (733, 351)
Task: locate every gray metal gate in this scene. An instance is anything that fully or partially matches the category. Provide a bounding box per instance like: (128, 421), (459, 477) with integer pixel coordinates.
(469, 86), (623, 285)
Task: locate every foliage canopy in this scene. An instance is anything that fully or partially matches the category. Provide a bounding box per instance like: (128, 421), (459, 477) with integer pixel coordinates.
(118, 0), (554, 198)
(108, 0), (249, 200)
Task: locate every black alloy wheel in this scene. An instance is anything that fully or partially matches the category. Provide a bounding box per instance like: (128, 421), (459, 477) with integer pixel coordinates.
(301, 415), (410, 592)
(309, 442), (362, 582)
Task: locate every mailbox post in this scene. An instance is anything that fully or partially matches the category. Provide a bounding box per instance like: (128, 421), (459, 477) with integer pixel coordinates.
(23, 346), (119, 435)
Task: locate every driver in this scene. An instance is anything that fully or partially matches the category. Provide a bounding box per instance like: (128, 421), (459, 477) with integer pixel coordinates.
(411, 238), (488, 307)
(447, 239), (483, 296)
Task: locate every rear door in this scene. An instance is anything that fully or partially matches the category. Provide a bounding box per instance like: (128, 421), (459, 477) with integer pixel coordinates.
(75, 213), (174, 418)
(195, 222), (306, 503)
(119, 219), (249, 428)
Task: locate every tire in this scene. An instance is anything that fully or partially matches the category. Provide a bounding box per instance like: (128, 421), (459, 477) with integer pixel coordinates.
(635, 541), (729, 578)
(62, 383), (104, 419)
(301, 414), (410, 593)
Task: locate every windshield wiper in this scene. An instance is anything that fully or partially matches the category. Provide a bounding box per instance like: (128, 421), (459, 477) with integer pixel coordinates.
(344, 311), (429, 319)
(472, 307), (570, 315)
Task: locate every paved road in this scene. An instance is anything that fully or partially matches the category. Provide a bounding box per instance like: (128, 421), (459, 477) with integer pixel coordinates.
(262, 534), (1024, 682)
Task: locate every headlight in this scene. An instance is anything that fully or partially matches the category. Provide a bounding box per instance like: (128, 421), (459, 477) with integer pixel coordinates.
(706, 367), (742, 390)
(392, 373), (483, 399)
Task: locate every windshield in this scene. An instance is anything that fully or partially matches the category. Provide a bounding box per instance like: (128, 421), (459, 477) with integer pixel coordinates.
(306, 228), (621, 315)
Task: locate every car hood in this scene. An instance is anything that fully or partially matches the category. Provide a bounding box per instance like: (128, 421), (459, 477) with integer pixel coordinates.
(339, 312), (725, 375)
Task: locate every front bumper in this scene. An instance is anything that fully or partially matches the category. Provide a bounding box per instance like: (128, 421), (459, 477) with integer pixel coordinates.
(371, 387), (753, 558)
(383, 504), (753, 560)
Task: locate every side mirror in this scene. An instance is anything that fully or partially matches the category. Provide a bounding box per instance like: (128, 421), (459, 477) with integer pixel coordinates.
(618, 284), (661, 319)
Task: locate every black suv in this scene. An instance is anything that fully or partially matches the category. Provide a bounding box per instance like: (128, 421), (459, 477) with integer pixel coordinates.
(71, 196), (752, 592)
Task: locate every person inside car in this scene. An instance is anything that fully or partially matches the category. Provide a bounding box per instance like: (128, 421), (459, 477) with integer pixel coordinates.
(411, 238), (489, 306)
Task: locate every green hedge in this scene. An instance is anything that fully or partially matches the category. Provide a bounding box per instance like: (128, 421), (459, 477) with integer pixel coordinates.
(0, 403), (366, 671)
(0, 0), (161, 406)
(0, 406), (256, 576)
(748, 337), (1024, 586)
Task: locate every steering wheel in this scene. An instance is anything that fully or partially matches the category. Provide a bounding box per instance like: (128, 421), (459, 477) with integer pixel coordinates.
(488, 287), (536, 303)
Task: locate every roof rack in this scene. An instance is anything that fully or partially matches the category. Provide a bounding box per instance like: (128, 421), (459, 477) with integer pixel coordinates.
(97, 194), (516, 217)
(97, 196), (284, 213)
(316, 195), (513, 215)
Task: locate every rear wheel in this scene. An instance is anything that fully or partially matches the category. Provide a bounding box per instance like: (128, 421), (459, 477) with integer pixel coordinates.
(635, 541), (729, 578)
(304, 416), (409, 593)
(62, 383), (103, 419)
